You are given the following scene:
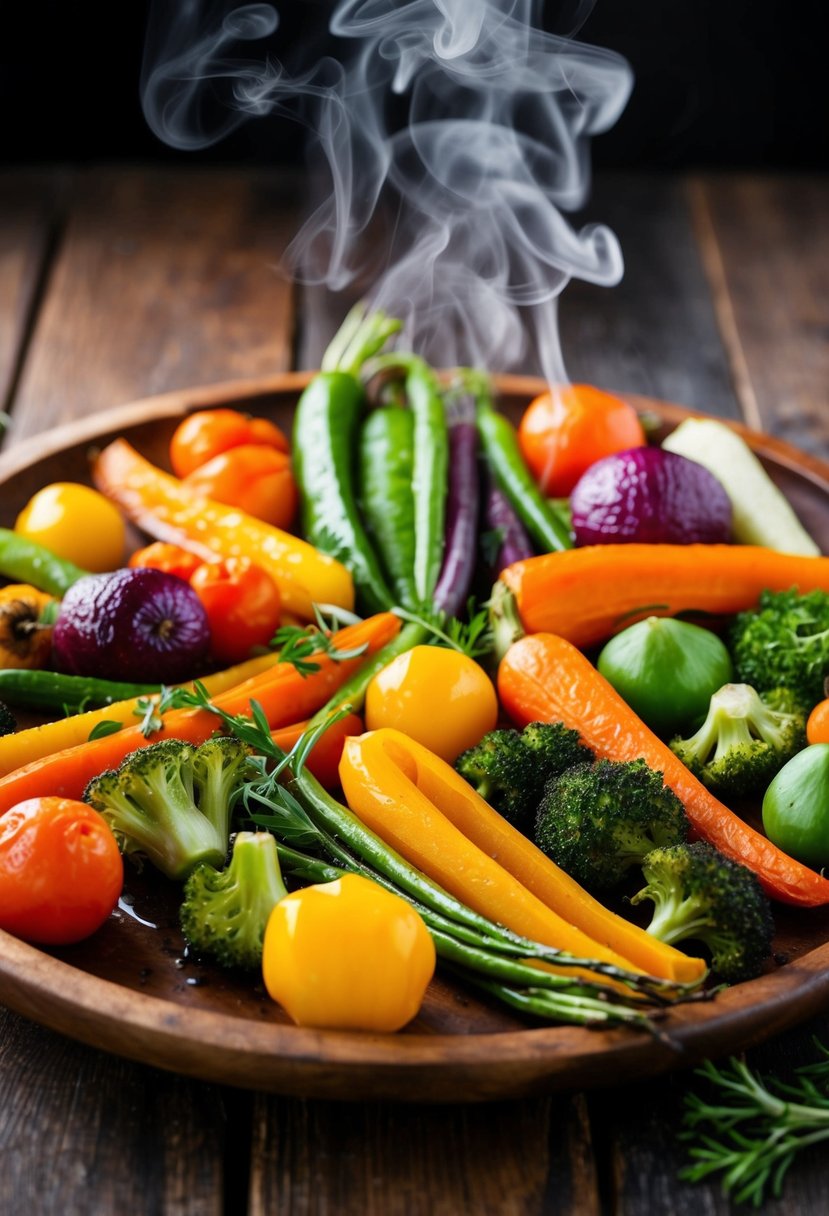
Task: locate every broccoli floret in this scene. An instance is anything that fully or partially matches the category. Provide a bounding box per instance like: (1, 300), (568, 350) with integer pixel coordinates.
(631, 842), (773, 983)
(670, 683), (806, 797)
(84, 737), (251, 880)
(455, 721), (592, 833)
(730, 588), (829, 708)
(534, 758), (689, 890)
(0, 700), (16, 736)
(180, 831), (288, 970)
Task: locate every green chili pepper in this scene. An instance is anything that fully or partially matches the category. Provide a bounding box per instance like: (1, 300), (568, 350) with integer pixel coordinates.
(0, 527), (89, 597)
(293, 305), (401, 615)
(358, 407), (418, 610)
(474, 395), (572, 554)
(406, 359), (449, 605)
(0, 669), (160, 714)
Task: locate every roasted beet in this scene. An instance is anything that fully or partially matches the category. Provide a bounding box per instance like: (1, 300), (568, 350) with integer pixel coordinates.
(570, 446), (732, 546)
(53, 567), (210, 682)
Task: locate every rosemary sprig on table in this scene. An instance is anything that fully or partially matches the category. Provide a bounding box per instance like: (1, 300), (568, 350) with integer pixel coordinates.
(680, 1042), (829, 1206)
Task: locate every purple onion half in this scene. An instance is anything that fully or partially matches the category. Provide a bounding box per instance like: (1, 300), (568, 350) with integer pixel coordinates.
(570, 446), (732, 547)
(53, 567), (211, 682)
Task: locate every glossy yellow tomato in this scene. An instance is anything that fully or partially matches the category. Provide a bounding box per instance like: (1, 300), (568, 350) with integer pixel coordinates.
(15, 483), (126, 572)
(262, 874), (435, 1031)
(365, 645), (498, 762)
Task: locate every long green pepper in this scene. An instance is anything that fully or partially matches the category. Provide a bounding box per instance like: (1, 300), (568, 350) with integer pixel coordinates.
(292, 305), (401, 615)
(405, 359), (449, 605)
(357, 407), (418, 610)
(0, 527), (89, 597)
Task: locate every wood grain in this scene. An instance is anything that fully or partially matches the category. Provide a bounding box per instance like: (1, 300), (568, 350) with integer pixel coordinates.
(0, 1008), (226, 1216)
(0, 172), (64, 421)
(690, 174), (829, 451)
(8, 168), (299, 443)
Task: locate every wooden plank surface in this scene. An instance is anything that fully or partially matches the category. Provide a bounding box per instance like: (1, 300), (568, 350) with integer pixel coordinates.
(1, 168), (828, 1215)
(6, 168), (298, 444)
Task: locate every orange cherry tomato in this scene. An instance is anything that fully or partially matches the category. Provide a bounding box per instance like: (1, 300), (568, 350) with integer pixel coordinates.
(170, 409), (289, 478)
(128, 541), (203, 583)
(518, 384), (646, 497)
(807, 699), (829, 745)
(183, 444), (298, 529)
(190, 557), (281, 665)
(0, 798), (123, 945)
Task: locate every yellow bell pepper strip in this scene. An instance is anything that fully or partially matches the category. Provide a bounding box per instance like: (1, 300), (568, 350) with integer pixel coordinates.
(262, 873), (436, 1031)
(339, 728), (649, 975)
(0, 651), (283, 777)
(351, 729), (705, 985)
(92, 438), (354, 619)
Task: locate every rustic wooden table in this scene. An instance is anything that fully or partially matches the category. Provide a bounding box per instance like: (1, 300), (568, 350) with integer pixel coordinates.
(0, 166), (827, 1214)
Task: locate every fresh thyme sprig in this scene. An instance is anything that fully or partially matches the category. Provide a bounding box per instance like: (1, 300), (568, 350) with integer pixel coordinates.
(680, 1043), (829, 1206)
(272, 604), (369, 676)
(133, 685), (182, 736)
(393, 599), (493, 661)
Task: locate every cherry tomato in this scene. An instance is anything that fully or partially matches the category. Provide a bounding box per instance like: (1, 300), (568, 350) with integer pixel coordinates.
(170, 408), (289, 478)
(807, 699), (829, 745)
(365, 645), (498, 763)
(183, 444), (298, 529)
(518, 385), (646, 497)
(0, 798), (123, 945)
(128, 541), (203, 583)
(15, 482), (126, 572)
(190, 557), (281, 665)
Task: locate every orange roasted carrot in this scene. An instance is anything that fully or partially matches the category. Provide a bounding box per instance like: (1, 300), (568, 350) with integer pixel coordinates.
(93, 438), (354, 619)
(272, 712), (363, 789)
(0, 615), (398, 814)
(339, 729), (648, 974)
(498, 632), (829, 907)
(498, 545), (829, 649)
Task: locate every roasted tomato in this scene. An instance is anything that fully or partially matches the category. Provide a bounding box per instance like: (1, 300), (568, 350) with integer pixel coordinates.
(128, 541), (203, 583)
(170, 408), (289, 478)
(518, 385), (646, 497)
(183, 444), (298, 529)
(0, 798), (123, 945)
(190, 557), (281, 665)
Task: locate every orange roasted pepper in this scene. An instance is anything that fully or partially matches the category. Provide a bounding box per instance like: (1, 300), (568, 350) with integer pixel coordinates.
(339, 729), (706, 985)
(262, 873), (435, 1031)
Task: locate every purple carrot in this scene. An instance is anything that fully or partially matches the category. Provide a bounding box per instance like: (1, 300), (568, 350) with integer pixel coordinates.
(483, 471), (534, 576)
(433, 396), (481, 618)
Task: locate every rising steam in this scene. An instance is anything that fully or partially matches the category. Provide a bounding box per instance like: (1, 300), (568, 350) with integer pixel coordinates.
(142, 0), (632, 382)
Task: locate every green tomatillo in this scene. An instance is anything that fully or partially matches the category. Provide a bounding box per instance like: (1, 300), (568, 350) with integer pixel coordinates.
(597, 616), (734, 738)
(762, 744), (829, 869)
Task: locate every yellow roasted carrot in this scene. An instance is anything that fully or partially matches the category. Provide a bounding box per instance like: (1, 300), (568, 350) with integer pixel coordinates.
(92, 438), (354, 618)
(340, 729), (657, 976)
(0, 652), (283, 777)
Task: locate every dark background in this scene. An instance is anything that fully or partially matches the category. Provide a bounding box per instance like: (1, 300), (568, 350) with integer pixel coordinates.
(0, 0), (823, 170)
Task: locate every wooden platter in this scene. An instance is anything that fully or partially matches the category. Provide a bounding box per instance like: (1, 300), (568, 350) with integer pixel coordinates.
(2, 373), (829, 1104)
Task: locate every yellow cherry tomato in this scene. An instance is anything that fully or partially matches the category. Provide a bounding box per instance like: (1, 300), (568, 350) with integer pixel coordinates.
(262, 874), (435, 1032)
(365, 645), (498, 762)
(15, 482), (126, 573)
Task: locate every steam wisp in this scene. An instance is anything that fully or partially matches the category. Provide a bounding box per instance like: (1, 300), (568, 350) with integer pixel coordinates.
(142, 1), (632, 383)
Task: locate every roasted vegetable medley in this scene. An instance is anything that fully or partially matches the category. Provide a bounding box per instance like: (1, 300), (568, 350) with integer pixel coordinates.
(2, 303), (829, 1036)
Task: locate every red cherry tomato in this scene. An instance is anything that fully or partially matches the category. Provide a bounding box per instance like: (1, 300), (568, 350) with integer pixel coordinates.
(170, 409), (289, 478)
(190, 557), (282, 665)
(518, 384), (646, 497)
(183, 444), (298, 529)
(128, 541), (203, 583)
(0, 798), (123, 945)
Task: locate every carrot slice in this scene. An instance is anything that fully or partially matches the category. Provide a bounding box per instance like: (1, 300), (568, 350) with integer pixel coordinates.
(498, 632), (829, 907)
(499, 545), (829, 649)
(0, 615), (398, 814)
